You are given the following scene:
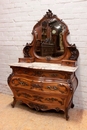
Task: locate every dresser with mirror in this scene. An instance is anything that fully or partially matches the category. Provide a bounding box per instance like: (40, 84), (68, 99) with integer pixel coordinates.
(8, 10), (79, 120)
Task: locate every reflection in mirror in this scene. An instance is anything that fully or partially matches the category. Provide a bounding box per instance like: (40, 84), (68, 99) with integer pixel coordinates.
(35, 18), (65, 57)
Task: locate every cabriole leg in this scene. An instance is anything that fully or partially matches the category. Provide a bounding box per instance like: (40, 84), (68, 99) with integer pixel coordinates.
(11, 97), (17, 108)
(65, 108), (69, 120)
(71, 102), (74, 108)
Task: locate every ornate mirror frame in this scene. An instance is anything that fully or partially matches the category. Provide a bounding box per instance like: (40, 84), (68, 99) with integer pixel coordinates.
(19, 10), (79, 67)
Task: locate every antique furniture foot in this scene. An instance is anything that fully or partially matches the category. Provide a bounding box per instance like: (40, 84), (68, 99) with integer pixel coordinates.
(71, 102), (74, 108)
(11, 97), (17, 108)
(65, 108), (69, 120)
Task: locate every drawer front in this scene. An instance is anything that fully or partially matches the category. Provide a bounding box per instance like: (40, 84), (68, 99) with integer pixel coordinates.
(44, 81), (69, 94)
(10, 76), (69, 95)
(13, 67), (72, 79)
(13, 88), (67, 109)
(30, 81), (69, 95)
(10, 76), (43, 91)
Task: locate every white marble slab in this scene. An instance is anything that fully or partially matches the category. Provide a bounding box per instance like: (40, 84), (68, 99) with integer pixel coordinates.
(10, 62), (78, 72)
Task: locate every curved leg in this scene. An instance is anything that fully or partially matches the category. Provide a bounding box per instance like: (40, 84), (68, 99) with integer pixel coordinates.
(11, 97), (17, 108)
(65, 108), (69, 120)
(71, 102), (74, 108)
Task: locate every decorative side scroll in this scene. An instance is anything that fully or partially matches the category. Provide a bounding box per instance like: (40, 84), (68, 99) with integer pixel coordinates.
(68, 44), (79, 60)
(23, 43), (32, 58)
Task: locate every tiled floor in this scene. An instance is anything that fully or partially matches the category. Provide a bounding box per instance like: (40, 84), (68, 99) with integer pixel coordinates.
(0, 93), (87, 130)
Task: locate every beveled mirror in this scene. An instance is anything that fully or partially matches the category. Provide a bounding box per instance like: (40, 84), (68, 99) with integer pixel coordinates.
(34, 11), (66, 58)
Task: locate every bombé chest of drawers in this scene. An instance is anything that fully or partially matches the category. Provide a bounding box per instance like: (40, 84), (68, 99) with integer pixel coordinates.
(8, 10), (79, 120)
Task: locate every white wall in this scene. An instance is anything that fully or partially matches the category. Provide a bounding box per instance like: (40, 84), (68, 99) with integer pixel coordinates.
(0, 0), (87, 109)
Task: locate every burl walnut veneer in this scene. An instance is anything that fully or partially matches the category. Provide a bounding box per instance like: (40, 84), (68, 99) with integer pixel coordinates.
(8, 10), (79, 120)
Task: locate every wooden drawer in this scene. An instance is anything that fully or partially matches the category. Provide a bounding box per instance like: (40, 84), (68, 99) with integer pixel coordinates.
(10, 76), (70, 95)
(13, 88), (67, 109)
(13, 67), (73, 79)
(30, 80), (69, 95)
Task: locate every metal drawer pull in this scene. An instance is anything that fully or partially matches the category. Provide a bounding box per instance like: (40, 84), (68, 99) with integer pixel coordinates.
(47, 86), (58, 90)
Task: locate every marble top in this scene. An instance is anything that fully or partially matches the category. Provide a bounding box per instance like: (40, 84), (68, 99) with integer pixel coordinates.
(10, 62), (78, 72)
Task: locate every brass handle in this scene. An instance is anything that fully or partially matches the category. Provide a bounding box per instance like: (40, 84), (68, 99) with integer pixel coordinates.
(47, 86), (58, 90)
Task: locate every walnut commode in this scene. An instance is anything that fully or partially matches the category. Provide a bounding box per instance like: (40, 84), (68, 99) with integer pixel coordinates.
(8, 10), (79, 120)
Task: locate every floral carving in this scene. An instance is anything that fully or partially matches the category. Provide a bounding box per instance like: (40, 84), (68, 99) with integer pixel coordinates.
(68, 44), (79, 60)
(45, 97), (65, 105)
(46, 84), (68, 94)
(31, 71), (44, 77)
(23, 43), (32, 57)
(28, 102), (48, 111)
(17, 93), (31, 98)
(50, 73), (58, 77)
(30, 81), (43, 91)
(33, 95), (43, 102)
(12, 78), (28, 86)
(45, 9), (53, 18)
(47, 86), (58, 91)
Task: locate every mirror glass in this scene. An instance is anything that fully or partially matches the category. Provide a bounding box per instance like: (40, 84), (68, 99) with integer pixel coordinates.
(35, 18), (65, 57)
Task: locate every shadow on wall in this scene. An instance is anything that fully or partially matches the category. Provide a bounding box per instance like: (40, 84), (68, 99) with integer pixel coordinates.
(74, 57), (84, 109)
